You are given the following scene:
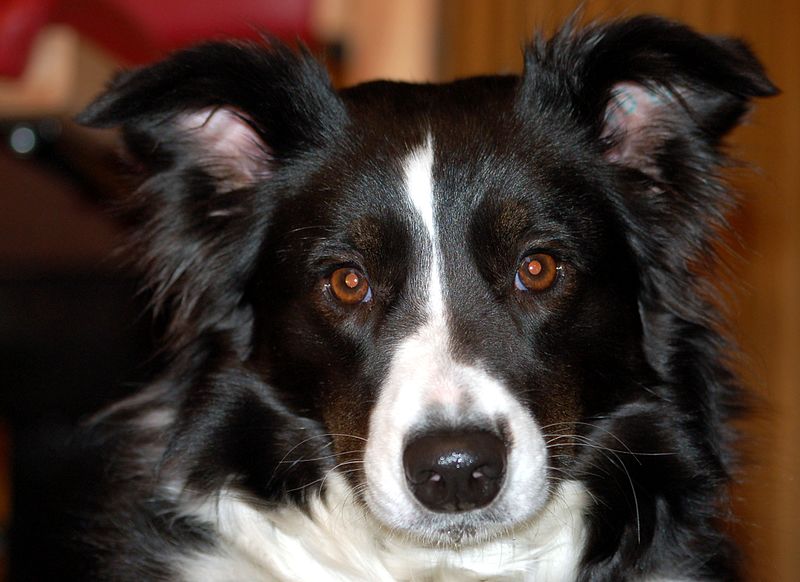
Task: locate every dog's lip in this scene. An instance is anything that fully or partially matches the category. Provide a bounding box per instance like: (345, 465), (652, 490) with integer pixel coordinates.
(382, 510), (522, 547)
(361, 484), (543, 546)
(431, 523), (480, 545)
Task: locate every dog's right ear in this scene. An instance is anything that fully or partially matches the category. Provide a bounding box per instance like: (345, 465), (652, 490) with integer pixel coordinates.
(78, 41), (347, 352)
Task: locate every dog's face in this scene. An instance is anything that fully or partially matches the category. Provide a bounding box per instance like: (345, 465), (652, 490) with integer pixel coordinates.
(250, 80), (644, 541)
(80, 17), (775, 550)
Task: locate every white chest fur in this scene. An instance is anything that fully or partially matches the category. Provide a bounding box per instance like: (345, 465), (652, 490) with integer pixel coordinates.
(176, 477), (589, 582)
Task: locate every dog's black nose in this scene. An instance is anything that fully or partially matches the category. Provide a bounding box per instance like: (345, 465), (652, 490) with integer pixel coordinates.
(403, 430), (506, 513)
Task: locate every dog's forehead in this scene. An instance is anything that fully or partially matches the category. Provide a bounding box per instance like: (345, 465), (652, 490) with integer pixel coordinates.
(282, 75), (611, 287)
(333, 76), (590, 212)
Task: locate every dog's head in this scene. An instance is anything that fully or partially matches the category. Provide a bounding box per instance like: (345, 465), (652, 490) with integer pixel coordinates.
(80, 17), (775, 548)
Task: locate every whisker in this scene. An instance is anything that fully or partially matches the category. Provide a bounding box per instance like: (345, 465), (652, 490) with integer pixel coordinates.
(544, 433), (674, 456)
(544, 433), (642, 542)
(277, 449), (364, 464)
(284, 459), (366, 494)
(268, 433), (367, 482)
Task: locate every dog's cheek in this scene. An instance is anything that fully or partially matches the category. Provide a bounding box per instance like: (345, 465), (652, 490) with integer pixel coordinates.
(519, 369), (583, 468)
(320, 376), (374, 488)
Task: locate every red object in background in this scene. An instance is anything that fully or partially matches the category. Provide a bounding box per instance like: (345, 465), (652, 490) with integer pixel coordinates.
(0, 0), (56, 77)
(0, 0), (313, 77)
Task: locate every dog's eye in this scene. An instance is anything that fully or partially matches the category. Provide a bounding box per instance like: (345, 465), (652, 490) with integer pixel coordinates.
(329, 267), (372, 304)
(515, 254), (559, 292)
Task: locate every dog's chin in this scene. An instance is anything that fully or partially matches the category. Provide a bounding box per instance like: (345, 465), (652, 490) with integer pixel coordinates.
(414, 522), (484, 547)
(362, 488), (550, 548)
(416, 516), (509, 547)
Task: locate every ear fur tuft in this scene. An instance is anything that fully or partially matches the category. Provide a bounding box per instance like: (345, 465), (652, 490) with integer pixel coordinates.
(78, 39), (347, 353)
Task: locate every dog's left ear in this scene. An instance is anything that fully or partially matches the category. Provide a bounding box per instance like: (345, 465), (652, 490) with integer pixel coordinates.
(522, 15), (778, 180)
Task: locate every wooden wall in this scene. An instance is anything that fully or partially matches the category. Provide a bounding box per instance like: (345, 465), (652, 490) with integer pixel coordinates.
(441, 2), (800, 580)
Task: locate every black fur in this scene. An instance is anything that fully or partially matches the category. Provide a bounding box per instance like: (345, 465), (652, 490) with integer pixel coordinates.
(74, 16), (776, 581)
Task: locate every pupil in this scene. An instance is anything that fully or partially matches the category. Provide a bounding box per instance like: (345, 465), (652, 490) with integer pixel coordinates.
(527, 260), (543, 276)
(345, 272), (360, 289)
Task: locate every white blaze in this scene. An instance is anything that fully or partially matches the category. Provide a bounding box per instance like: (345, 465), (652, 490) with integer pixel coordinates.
(404, 135), (444, 318)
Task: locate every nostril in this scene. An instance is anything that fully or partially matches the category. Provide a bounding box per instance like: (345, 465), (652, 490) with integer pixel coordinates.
(402, 430), (507, 513)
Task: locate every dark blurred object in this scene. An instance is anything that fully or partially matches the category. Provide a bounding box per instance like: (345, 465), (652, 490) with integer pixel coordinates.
(0, 273), (161, 581)
(0, 32), (163, 576)
(0, 0), (314, 77)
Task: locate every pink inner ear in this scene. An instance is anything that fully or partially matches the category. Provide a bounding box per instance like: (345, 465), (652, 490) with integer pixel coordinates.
(176, 108), (271, 188)
(602, 82), (666, 167)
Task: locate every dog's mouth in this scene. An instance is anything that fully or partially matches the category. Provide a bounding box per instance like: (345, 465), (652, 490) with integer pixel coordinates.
(361, 466), (549, 548)
(406, 509), (514, 547)
(361, 417), (551, 546)
(421, 520), (483, 546)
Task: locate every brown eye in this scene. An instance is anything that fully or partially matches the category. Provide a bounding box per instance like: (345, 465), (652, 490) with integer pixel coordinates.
(329, 268), (372, 304)
(515, 253), (559, 292)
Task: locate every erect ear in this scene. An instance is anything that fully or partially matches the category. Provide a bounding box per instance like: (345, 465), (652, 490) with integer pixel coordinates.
(522, 15), (777, 181)
(522, 16), (776, 270)
(78, 40), (347, 352)
(592, 20), (776, 180)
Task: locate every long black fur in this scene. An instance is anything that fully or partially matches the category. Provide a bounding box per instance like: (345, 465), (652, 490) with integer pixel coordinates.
(73, 16), (776, 581)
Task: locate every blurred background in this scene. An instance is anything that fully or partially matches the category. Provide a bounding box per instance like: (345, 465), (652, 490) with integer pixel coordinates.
(0, 0), (796, 580)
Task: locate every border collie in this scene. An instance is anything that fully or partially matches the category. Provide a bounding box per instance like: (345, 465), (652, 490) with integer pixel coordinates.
(75, 15), (776, 581)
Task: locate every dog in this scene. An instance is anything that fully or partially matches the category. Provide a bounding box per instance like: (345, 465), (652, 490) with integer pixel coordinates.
(74, 14), (776, 581)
